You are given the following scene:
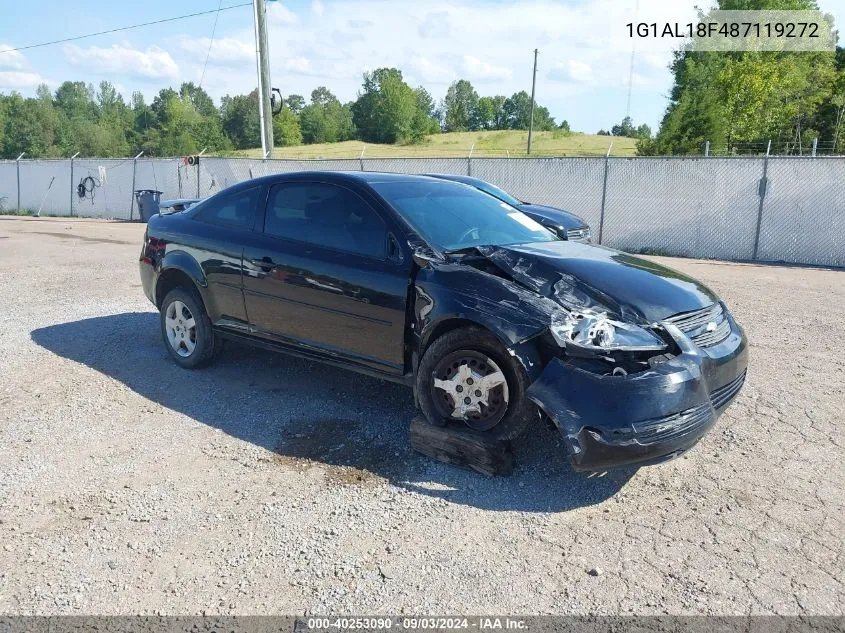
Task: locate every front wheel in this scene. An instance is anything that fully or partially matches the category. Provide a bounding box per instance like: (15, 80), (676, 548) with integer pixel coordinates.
(415, 326), (536, 441)
(160, 287), (218, 369)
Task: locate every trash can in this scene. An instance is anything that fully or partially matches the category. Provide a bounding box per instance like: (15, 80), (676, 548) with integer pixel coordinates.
(134, 189), (163, 222)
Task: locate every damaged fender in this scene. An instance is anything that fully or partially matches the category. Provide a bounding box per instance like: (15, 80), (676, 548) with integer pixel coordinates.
(412, 263), (551, 380)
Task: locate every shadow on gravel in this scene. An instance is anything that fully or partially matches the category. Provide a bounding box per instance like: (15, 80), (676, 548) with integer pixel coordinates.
(32, 312), (634, 512)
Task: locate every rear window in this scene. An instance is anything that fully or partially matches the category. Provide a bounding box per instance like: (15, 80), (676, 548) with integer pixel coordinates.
(192, 186), (261, 230)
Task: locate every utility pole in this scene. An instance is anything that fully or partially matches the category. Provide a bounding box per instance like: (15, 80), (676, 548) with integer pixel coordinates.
(527, 48), (538, 155)
(253, 0), (274, 158)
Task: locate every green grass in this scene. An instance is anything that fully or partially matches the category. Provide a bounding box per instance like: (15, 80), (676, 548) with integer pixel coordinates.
(234, 130), (637, 159)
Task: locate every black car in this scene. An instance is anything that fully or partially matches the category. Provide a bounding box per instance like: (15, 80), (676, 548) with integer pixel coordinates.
(139, 172), (747, 471)
(426, 173), (592, 242)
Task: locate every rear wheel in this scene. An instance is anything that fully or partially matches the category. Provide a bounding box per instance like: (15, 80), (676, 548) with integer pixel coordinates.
(160, 287), (218, 369)
(416, 327), (536, 441)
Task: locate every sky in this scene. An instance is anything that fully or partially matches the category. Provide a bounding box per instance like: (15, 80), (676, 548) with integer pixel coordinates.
(1, 0), (843, 134)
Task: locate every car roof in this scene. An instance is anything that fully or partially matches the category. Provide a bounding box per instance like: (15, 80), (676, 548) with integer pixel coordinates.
(228, 171), (448, 191)
(424, 173), (482, 186)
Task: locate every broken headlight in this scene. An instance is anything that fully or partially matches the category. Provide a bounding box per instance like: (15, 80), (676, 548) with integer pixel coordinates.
(550, 310), (667, 353)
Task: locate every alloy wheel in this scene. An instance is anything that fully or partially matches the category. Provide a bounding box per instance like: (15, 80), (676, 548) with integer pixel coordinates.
(165, 300), (197, 358)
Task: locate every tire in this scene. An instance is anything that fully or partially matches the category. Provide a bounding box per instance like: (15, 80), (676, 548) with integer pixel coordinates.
(416, 326), (537, 441)
(159, 287), (219, 369)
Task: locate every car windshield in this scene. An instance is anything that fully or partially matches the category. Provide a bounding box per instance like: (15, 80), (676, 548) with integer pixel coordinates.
(372, 180), (558, 252)
(472, 181), (523, 207)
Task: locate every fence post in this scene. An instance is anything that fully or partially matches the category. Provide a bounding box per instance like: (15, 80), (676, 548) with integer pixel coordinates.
(69, 152), (79, 217)
(597, 143), (613, 245)
(359, 146), (366, 171)
(705, 140), (710, 157)
(467, 144), (474, 176)
(129, 151), (143, 221)
(752, 140), (771, 260)
(15, 152), (24, 212)
(811, 137), (817, 157)
(197, 148), (207, 199)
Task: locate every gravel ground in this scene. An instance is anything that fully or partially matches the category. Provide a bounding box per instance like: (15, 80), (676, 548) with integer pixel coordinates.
(0, 216), (843, 616)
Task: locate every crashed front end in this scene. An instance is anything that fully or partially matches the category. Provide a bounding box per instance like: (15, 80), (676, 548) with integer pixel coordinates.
(415, 242), (748, 472)
(526, 307), (747, 471)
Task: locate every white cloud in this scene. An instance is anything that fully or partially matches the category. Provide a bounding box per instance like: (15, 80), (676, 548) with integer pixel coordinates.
(63, 43), (179, 79)
(409, 56), (455, 84)
(0, 45), (44, 88)
(548, 60), (593, 84)
(284, 56), (311, 73)
(418, 11), (450, 39)
(267, 2), (299, 25)
(178, 36), (253, 65)
(462, 55), (512, 81)
(0, 45), (28, 71)
(311, 0), (325, 18)
(0, 70), (44, 89)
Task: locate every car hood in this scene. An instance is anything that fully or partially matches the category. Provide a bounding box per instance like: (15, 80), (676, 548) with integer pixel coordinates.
(475, 241), (718, 323)
(517, 203), (587, 230)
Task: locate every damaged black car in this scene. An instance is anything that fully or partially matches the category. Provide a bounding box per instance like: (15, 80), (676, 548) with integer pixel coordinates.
(139, 172), (747, 471)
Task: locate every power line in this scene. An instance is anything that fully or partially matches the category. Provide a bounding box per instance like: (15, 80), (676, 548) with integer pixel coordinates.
(0, 3), (251, 55)
(199, 0), (225, 90)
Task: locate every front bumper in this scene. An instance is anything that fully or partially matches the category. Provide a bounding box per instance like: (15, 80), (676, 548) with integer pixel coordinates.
(526, 313), (748, 471)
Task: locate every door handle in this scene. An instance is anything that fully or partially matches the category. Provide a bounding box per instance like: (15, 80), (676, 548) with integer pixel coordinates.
(250, 257), (277, 269)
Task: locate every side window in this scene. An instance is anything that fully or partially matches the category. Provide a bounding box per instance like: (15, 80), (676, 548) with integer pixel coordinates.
(193, 186), (261, 230)
(264, 182), (387, 259)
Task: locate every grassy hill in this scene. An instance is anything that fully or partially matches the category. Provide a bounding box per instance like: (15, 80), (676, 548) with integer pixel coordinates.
(237, 130), (638, 159)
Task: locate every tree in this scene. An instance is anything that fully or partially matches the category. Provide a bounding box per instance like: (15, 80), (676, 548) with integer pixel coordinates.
(442, 80), (479, 132)
(641, 0), (837, 155)
(179, 82), (217, 118)
(220, 90), (260, 150)
(285, 94), (306, 115)
(471, 96), (497, 130)
(2, 94), (51, 156)
(300, 88), (355, 144)
(54, 81), (96, 122)
(410, 86), (440, 141)
(273, 107), (303, 146)
(352, 68), (418, 143)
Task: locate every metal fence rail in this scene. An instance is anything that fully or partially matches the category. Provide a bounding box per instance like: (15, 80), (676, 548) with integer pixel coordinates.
(1, 155), (842, 268)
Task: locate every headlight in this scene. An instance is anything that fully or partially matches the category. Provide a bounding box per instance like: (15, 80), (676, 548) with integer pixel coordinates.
(550, 309), (667, 352)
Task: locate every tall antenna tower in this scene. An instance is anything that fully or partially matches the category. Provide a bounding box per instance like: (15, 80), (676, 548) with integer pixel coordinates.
(625, 0), (640, 119)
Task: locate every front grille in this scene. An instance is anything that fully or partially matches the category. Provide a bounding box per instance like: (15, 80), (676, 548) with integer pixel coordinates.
(710, 370), (747, 410)
(665, 303), (731, 348)
(566, 227), (591, 242)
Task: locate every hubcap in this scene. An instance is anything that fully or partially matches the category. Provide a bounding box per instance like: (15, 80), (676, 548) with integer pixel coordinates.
(165, 300), (197, 358)
(432, 351), (509, 431)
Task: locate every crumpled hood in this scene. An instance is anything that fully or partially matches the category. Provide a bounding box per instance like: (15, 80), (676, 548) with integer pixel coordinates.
(476, 241), (718, 323)
(517, 204), (586, 230)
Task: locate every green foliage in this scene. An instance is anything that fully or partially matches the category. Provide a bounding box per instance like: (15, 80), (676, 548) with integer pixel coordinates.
(285, 94), (306, 115)
(443, 79), (479, 132)
(221, 90), (260, 150)
(300, 87), (356, 144)
(643, 0), (841, 155)
(273, 107), (303, 146)
(0, 66), (567, 157)
(609, 116), (652, 140)
(351, 69), (439, 144)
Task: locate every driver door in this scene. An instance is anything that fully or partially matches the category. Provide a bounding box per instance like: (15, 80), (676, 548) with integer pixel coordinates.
(242, 180), (412, 375)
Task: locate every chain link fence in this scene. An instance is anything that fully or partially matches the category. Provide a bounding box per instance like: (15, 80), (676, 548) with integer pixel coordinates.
(1, 155), (842, 268)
